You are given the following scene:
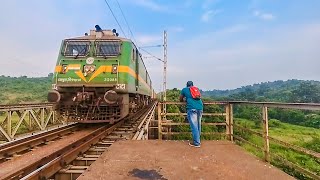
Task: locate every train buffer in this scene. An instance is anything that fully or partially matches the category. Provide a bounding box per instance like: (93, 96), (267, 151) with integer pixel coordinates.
(78, 140), (293, 180)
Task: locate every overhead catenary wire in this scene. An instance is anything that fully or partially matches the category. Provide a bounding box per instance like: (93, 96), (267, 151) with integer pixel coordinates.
(103, 0), (127, 38)
(115, 0), (138, 45)
(139, 48), (163, 62)
(104, 0), (160, 63)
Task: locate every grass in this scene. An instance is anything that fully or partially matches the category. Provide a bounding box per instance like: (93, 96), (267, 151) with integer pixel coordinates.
(234, 118), (320, 179)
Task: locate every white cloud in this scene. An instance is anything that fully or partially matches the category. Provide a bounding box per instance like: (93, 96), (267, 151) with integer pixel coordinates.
(0, 0), (114, 77)
(129, 0), (168, 12)
(202, 0), (220, 9)
(169, 26), (184, 33)
(136, 34), (163, 46)
(201, 9), (222, 22)
(167, 23), (320, 89)
(254, 10), (275, 20)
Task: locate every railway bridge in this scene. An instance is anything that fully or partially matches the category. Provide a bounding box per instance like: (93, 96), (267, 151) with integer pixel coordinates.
(0, 101), (319, 179)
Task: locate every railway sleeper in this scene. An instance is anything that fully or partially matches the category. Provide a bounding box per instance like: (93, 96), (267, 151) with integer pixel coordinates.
(106, 135), (130, 140)
(120, 125), (135, 128)
(96, 142), (113, 147)
(56, 165), (89, 180)
(73, 157), (98, 166)
(115, 127), (134, 131)
(86, 148), (107, 155)
(100, 140), (115, 144)
(111, 131), (133, 135)
(92, 145), (108, 150)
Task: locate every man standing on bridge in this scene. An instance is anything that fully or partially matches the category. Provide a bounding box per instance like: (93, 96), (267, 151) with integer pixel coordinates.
(180, 81), (203, 148)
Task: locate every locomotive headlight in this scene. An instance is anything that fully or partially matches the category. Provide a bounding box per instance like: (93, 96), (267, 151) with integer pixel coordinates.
(84, 65), (90, 72)
(112, 64), (118, 74)
(90, 66), (95, 72)
(84, 65), (95, 74)
(62, 65), (68, 74)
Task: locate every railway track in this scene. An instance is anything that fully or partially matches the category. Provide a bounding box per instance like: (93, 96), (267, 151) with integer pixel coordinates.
(0, 123), (79, 163)
(0, 101), (157, 180)
(0, 103), (54, 110)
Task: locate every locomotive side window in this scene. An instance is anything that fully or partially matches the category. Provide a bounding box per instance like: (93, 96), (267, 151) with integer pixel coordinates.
(63, 41), (90, 57)
(96, 41), (121, 57)
(131, 48), (136, 62)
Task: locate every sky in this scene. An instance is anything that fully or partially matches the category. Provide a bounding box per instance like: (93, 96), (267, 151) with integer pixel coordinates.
(0, 0), (320, 91)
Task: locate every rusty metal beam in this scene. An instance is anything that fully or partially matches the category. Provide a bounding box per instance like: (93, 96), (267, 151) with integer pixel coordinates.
(233, 134), (264, 151)
(158, 102), (162, 140)
(161, 122), (226, 126)
(165, 112), (226, 116)
(262, 106), (270, 162)
(229, 101), (320, 111)
(161, 132), (225, 135)
(161, 101), (227, 105)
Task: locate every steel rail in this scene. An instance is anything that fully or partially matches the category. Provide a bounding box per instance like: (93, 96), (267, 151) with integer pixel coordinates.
(30, 104), (155, 179)
(3, 103), (156, 180)
(1, 124), (109, 180)
(0, 103), (55, 111)
(0, 123), (78, 161)
(26, 124), (121, 180)
(132, 102), (157, 140)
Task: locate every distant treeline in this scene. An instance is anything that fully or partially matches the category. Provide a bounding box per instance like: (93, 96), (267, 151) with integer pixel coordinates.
(202, 79), (320, 103)
(0, 76), (319, 128)
(0, 75), (52, 104)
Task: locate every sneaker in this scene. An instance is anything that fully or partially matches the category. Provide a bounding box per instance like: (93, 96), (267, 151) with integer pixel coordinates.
(189, 142), (200, 148)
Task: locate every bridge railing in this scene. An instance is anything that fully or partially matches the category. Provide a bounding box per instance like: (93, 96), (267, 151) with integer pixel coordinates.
(157, 102), (233, 140)
(157, 101), (320, 179)
(0, 103), (67, 142)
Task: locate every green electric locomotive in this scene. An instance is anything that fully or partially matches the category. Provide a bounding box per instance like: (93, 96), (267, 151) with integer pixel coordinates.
(48, 25), (155, 123)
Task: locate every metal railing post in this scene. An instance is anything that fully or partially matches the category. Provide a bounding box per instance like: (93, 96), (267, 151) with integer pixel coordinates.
(262, 106), (270, 162)
(229, 104), (234, 142)
(225, 104), (230, 140)
(41, 108), (45, 129)
(225, 103), (234, 141)
(7, 111), (12, 140)
(158, 102), (162, 140)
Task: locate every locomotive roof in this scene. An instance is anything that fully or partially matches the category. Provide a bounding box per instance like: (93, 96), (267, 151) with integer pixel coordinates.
(65, 29), (131, 42)
(66, 35), (130, 41)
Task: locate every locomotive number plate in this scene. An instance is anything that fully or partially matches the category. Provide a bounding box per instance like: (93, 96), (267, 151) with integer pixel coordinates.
(104, 77), (117, 82)
(116, 84), (126, 90)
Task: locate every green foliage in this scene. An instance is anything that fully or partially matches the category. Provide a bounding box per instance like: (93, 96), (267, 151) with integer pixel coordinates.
(204, 79), (320, 103)
(234, 118), (320, 179)
(0, 76), (51, 104)
(202, 80), (320, 129)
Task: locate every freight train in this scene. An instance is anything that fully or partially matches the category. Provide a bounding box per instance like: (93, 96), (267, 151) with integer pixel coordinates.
(48, 25), (156, 123)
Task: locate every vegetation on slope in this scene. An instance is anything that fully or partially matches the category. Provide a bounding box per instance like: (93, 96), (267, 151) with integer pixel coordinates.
(0, 75), (52, 104)
(203, 79), (320, 103)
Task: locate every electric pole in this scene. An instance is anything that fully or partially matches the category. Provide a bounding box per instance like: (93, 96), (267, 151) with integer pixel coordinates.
(162, 30), (167, 119)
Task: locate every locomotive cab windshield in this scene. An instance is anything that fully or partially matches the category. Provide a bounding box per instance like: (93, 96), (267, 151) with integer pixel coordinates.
(63, 41), (90, 57)
(96, 41), (121, 57)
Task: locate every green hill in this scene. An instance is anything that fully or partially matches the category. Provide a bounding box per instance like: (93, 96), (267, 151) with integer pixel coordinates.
(0, 75), (52, 104)
(202, 79), (320, 103)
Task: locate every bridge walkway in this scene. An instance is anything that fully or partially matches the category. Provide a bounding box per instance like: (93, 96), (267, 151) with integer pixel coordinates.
(78, 140), (294, 180)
